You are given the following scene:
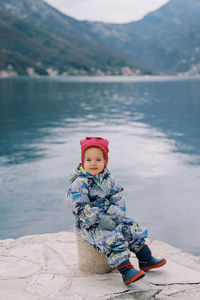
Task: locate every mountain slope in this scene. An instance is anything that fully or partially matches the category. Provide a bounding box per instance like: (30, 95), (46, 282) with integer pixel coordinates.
(88, 0), (200, 74)
(0, 0), (144, 76)
(1, 0), (200, 76)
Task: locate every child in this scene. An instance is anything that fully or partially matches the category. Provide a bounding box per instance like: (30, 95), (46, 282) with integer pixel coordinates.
(66, 137), (166, 285)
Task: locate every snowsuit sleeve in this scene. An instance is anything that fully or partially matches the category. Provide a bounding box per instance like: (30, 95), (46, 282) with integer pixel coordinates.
(106, 178), (126, 223)
(66, 178), (100, 229)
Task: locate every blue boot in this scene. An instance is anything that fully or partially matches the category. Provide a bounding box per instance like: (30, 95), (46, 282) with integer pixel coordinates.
(117, 259), (145, 285)
(136, 245), (167, 272)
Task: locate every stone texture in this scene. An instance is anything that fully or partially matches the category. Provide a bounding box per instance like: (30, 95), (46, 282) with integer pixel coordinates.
(75, 230), (112, 273)
(0, 231), (200, 299)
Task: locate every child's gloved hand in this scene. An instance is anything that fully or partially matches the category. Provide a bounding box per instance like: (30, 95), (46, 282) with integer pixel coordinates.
(98, 215), (116, 231)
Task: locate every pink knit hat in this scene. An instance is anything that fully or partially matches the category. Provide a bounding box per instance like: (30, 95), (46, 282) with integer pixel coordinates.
(80, 137), (109, 170)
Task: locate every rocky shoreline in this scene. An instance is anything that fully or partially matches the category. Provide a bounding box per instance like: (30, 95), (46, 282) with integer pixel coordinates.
(0, 231), (200, 299)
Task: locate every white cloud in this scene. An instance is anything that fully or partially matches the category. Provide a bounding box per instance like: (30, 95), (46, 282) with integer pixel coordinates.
(44, 0), (169, 23)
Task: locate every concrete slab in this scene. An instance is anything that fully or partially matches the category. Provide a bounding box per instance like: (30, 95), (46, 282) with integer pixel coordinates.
(0, 232), (200, 299)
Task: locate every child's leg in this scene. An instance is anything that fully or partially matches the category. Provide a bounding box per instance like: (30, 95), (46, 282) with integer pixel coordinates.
(95, 226), (145, 284)
(122, 222), (147, 253)
(93, 226), (130, 267)
(122, 223), (166, 271)
(79, 226), (145, 284)
(79, 225), (130, 267)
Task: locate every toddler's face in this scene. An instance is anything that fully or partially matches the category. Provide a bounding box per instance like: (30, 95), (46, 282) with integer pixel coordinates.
(84, 147), (105, 175)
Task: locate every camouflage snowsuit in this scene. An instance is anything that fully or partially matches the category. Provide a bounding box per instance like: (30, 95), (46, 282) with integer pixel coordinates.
(66, 165), (148, 268)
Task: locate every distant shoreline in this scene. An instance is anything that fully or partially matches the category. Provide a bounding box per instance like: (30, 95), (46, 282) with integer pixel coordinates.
(1, 74), (200, 82)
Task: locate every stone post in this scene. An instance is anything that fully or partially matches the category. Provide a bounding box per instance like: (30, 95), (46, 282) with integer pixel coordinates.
(75, 230), (112, 274)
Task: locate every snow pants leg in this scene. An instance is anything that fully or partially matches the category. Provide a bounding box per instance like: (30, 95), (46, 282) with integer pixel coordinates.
(122, 222), (148, 253)
(79, 221), (148, 268)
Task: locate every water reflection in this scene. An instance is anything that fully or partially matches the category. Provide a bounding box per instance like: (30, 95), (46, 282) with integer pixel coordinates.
(1, 78), (200, 165)
(0, 77), (200, 256)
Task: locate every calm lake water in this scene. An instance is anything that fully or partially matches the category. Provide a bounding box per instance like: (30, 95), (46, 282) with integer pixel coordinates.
(0, 76), (200, 256)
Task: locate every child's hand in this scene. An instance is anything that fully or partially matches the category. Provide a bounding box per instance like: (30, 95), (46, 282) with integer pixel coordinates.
(98, 215), (116, 231)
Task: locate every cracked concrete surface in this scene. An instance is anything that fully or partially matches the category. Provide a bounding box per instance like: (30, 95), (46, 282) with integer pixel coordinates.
(0, 232), (200, 299)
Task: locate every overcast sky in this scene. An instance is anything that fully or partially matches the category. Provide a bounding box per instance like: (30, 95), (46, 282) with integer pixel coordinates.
(44, 0), (169, 24)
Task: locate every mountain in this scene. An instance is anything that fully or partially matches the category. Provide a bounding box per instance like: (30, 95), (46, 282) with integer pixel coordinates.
(0, 0), (144, 76)
(87, 0), (200, 75)
(0, 0), (200, 76)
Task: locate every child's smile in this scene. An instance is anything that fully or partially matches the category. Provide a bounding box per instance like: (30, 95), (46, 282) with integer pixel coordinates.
(84, 147), (105, 175)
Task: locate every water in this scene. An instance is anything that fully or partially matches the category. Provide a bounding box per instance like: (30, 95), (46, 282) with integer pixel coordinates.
(0, 76), (200, 256)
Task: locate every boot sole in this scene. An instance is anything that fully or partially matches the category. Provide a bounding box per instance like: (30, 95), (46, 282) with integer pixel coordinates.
(140, 259), (167, 271)
(124, 271), (145, 285)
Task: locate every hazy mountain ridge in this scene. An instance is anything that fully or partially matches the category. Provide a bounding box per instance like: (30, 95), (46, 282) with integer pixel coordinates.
(0, 0), (143, 76)
(88, 0), (200, 74)
(0, 0), (200, 76)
